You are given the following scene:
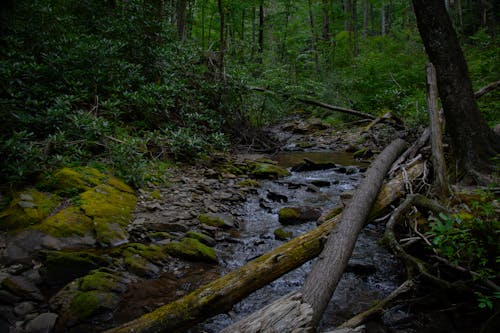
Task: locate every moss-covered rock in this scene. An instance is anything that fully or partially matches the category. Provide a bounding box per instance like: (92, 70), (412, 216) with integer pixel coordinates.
(70, 290), (121, 321)
(186, 231), (216, 246)
(113, 243), (166, 278)
(165, 238), (217, 263)
(198, 213), (235, 229)
(35, 206), (93, 238)
(274, 228), (293, 241)
(79, 271), (127, 293)
(238, 179), (260, 187)
(43, 250), (108, 284)
(278, 206), (321, 225)
(0, 189), (60, 230)
(249, 162), (290, 179)
(80, 184), (136, 246)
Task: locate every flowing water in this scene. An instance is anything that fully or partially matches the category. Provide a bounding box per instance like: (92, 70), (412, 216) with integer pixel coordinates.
(197, 151), (401, 332)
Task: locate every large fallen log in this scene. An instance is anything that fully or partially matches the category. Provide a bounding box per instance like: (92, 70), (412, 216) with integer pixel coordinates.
(106, 152), (422, 333)
(222, 139), (408, 332)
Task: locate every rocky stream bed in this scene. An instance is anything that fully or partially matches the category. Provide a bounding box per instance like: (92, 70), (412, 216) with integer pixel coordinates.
(1, 118), (482, 333)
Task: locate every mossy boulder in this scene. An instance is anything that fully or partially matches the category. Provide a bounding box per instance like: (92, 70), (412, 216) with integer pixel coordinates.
(278, 206), (322, 225)
(186, 231), (216, 246)
(165, 238), (217, 263)
(41, 166), (134, 195)
(274, 228), (293, 241)
(35, 206), (94, 239)
(80, 184), (136, 246)
(43, 250), (108, 284)
(249, 162), (290, 179)
(114, 243), (166, 278)
(50, 270), (127, 326)
(198, 213), (235, 229)
(0, 189), (60, 230)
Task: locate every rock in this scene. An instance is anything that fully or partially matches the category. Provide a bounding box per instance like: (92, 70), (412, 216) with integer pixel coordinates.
(310, 179), (331, 187)
(185, 231), (216, 247)
(249, 162), (290, 179)
(165, 238), (217, 263)
(266, 191), (288, 203)
(291, 158), (336, 171)
(199, 213), (235, 229)
(146, 222), (189, 233)
(278, 207), (322, 225)
(42, 250), (108, 285)
(80, 184), (136, 246)
(274, 228), (293, 241)
(238, 179), (260, 187)
(0, 189), (60, 230)
(118, 243), (166, 278)
(24, 312), (58, 333)
(14, 301), (35, 316)
(1, 275), (43, 301)
(0, 289), (21, 304)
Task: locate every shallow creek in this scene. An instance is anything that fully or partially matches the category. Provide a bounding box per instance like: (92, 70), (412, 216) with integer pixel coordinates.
(196, 151), (401, 332)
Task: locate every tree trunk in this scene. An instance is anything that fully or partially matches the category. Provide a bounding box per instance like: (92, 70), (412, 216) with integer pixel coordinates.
(218, 0), (225, 71)
(322, 0), (331, 41)
(412, 0), (500, 175)
(426, 63), (449, 198)
(352, 0), (359, 56)
(105, 160), (423, 333)
(307, 0), (320, 74)
(344, 0), (352, 31)
(258, 0), (264, 63)
(177, 0), (187, 40)
(223, 139), (408, 333)
(362, 0), (369, 37)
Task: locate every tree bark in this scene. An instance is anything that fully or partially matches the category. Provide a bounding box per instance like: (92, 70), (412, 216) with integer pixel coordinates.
(218, 0), (225, 71)
(258, 0), (264, 63)
(426, 63), (449, 198)
(223, 139), (408, 332)
(412, 0), (500, 174)
(307, 0), (320, 74)
(105, 159), (423, 333)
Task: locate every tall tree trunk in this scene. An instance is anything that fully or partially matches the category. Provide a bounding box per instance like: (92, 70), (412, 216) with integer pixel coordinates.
(352, 0), (359, 56)
(321, 0), (331, 40)
(362, 0), (370, 37)
(177, 0), (187, 40)
(381, 4), (386, 35)
(412, 0), (500, 175)
(201, 0), (206, 49)
(218, 0), (225, 71)
(307, 0), (320, 74)
(258, 0), (264, 63)
(344, 0), (352, 31)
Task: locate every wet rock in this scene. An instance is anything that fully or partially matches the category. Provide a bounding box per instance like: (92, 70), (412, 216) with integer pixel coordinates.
(274, 228), (293, 241)
(14, 301), (35, 317)
(198, 213), (235, 229)
(310, 179), (331, 187)
(118, 243), (166, 278)
(278, 207), (322, 225)
(0, 289), (21, 304)
(266, 191), (288, 203)
(1, 275), (43, 301)
(24, 312), (58, 333)
(147, 222), (189, 233)
(165, 238), (217, 263)
(248, 162), (290, 179)
(291, 158), (336, 171)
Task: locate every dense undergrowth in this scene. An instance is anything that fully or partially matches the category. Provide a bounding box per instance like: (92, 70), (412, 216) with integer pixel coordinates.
(0, 0), (498, 187)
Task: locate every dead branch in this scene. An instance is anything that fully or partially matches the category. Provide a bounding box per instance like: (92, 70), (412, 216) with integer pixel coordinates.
(474, 80), (500, 99)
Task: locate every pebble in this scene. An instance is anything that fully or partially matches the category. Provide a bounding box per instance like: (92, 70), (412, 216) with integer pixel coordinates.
(24, 312), (58, 333)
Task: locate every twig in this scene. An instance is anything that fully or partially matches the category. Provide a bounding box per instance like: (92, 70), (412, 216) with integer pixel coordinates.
(337, 280), (414, 329)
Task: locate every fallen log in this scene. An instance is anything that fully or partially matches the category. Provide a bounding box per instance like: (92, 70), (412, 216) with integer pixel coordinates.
(223, 139), (408, 333)
(247, 86), (377, 120)
(105, 153), (422, 333)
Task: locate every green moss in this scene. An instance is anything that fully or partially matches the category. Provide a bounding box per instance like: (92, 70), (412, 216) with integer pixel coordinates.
(322, 206), (343, 222)
(70, 290), (120, 320)
(35, 206), (93, 238)
(278, 207), (301, 221)
(79, 271), (124, 292)
(249, 162), (290, 179)
(165, 238), (217, 263)
(106, 176), (134, 193)
(274, 228), (293, 241)
(120, 243), (166, 263)
(238, 179), (260, 187)
(0, 189), (60, 230)
(186, 231), (215, 246)
(80, 184), (136, 245)
(198, 213), (225, 227)
(43, 167), (106, 194)
(44, 250), (106, 281)
(147, 231), (173, 241)
(150, 189), (162, 200)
